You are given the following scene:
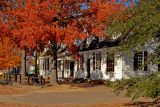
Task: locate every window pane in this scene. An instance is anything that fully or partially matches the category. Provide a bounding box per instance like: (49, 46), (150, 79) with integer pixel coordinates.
(106, 54), (114, 72)
(96, 53), (99, 70)
(134, 51), (147, 71)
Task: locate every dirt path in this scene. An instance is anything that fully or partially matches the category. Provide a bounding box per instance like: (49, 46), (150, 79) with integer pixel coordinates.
(0, 85), (130, 106)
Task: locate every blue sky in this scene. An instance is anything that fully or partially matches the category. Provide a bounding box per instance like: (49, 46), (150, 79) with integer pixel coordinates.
(81, 0), (139, 10)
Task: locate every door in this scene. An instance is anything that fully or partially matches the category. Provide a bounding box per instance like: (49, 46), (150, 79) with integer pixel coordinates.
(87, 59), (90, 78)
(70, 62), (74, 78)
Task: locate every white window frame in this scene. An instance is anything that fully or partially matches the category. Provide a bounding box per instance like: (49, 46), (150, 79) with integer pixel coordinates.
(93, 53), (101, 70)
(134, 51), (147, 71)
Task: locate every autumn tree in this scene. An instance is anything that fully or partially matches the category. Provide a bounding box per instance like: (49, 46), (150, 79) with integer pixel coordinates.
(4, 0), (133, 85)
(0, 0), (22, 71)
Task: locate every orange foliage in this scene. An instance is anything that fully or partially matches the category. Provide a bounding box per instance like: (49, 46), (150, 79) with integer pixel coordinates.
(5, 0), (134, 52)
(0, 14), (21, 70)
(0, 0), (134, 70)
(0, 37), (21, 70)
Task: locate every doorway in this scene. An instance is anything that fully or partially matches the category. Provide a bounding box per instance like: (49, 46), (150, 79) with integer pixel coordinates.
(70, 62), (74, 78)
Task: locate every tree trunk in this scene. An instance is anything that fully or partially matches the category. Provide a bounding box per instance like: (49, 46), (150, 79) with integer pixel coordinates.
(21, 50), (26, 77)
(49, 43), (58, 85)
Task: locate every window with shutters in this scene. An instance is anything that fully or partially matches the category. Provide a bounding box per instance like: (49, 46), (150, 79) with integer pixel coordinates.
(134, 51), (147, 71)
(106, 54), (114, 72)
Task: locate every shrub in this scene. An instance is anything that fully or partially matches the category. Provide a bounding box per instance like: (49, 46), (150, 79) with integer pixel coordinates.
(113, 72), (160, 101)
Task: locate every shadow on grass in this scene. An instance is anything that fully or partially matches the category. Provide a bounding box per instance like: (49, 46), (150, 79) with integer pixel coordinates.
(58, 79), (107, 88)
(125, 101), (160, 107)
(70, 83), (95, 88)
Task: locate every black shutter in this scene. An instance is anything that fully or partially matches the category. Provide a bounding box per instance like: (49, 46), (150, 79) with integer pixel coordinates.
(99, 53), (101, 70)
(93, 53), (95, 70)
(134, 53), (138, 71)
(77, 59), (79, 70)
(47, 58), (49, 70)
(82, 55), (84, 70)
(144, 51), (147, 71)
